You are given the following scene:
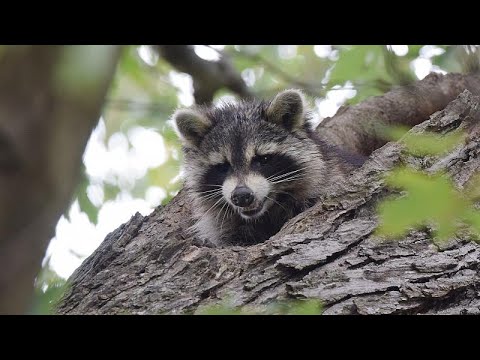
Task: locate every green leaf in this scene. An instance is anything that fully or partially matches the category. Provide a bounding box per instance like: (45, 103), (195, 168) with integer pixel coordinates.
(68, 165), (99, 224)
(277, 299), (323, 315)
(104, 182), (121, 202)
(386, 126), (465, 156)
(463, 209), (480, 237)
(78, 192), (98, 224)
(329, 45), (388, 85)
(376, 167), (471, 242)
(196, 298), (323, 315)
(29, 265), (68, 315)
(76, 177), (99, 224)
(196, 304), (254, 315)
(406, 45), (424, 59)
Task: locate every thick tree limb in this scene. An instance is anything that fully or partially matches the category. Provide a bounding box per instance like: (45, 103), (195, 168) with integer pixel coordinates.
(0, 45), (120, 314)
(58, 73), (480, 315)
(320, 73), (480, 157)
(156, 45), (253, 104)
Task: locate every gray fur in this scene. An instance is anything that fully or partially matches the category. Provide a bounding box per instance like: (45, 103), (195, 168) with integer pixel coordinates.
(173, 108), (211, 147)
(267, 89), (307, 130)
(172, 89), (363, 246)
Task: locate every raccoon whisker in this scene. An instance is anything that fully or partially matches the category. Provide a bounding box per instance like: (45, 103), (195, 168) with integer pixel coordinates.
(274, 171), (306, 179)
(202, 193), (223, 201)
(265, 195), (288, 213)
(199, 197), (226, 221)
(261, 205), (272, 224)
(265, 165), (301, 181)
(197, 188), (223, 196)
(268, 166), (307, 178)
(197, 188), (223, 194)
(271, 178), (304, 185)
(270, 175), (305, 184)
(202, 196), (222, 202)
(267, 167), (307, 181)
(216, 201), (228, 229)
(267, 172), (294, 182)
(272, 190), (300, 202)
(196, 186), (224, 194)
(269, 173), (299, 182)
(270, 176), (305, 185)
(270, 177), (304, 185)
(267, 167), (308, 182)
(273, 174), (304, 180)
(202, 187), (222, 194)
(196, 189), (223, 200)
(201, 190), (222, 196)
(214, 201), (227, 221)
(219, 202), (231, 233)
(200, 192), (223, 200)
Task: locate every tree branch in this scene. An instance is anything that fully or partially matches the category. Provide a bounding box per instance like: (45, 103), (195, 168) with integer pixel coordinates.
(320, 72), (480, 156)
(156, 45), (253, 104)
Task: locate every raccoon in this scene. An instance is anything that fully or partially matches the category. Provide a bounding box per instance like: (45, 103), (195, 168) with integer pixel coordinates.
(172, 89), (365, 246)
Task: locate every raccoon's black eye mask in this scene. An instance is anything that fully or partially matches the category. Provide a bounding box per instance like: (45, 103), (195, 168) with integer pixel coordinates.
(252, 154), (273, 166)
(213, 161), (230, 174)
(204, 154), (275, 180)
(251, 153), (300, 180)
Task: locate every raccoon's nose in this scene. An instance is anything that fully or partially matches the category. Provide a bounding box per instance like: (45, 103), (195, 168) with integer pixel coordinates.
(231, 186), (254, 207)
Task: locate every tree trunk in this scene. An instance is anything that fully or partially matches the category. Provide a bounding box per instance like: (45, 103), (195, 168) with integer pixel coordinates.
(0, 45), (121, 314)
(57, 73), (480, 315)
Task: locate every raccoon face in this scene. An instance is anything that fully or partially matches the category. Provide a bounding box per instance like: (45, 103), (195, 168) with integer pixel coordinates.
(173, 89), (324, 221)
(210, 150), (304, 220)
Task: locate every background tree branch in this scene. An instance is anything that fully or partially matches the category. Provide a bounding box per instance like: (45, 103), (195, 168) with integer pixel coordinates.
(156, 45), (253, 104)
(229, 47), (325, 98)
(0, 45), (121, 314)
(57, 72), (480, 315)
(320, 73), (480, 157)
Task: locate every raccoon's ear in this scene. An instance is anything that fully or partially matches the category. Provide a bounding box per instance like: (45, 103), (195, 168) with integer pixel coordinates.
(266, 89), (307, 131)
(173, 108), (212, 147)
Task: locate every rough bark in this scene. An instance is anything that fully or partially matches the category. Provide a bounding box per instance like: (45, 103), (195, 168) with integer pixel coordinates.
(0, 45), (121, 314)
(156, 45), (253, 104)
(58, 73), (480, 315)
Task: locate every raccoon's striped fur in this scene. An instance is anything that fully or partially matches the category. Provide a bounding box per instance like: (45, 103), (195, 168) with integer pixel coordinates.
(172, 90), (365, 245)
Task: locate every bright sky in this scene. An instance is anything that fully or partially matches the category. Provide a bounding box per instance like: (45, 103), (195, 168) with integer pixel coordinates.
(44, 45), (446, 279)
(44, 121), (168, 278)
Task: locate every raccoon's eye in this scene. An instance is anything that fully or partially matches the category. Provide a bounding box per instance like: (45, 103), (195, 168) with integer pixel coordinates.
(252, 154), (273, 166)
(213, 161), (230, 174)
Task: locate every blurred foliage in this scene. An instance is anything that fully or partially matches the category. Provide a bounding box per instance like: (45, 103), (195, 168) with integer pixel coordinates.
(73, 165), (99, 224)
(195, 298), (323, 315)
(40, 45), (480, 314)
(386, 125), (466, 156)
(376, 129), (480, 243)
(29, 263), (68, 315)
(377, 167), (473, 242)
